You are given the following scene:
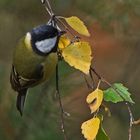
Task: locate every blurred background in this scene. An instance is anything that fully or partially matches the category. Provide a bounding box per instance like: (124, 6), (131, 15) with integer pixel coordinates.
(0, 0), (140, 140)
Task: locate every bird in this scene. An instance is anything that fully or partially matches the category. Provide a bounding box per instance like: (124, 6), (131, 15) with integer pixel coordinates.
(10, 23), (63, 116)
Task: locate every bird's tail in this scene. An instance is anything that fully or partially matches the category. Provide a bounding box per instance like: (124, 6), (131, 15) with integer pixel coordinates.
(16, 89), (27, 116)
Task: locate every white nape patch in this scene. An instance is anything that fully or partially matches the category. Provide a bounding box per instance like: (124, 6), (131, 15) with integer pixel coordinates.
(25, 32), (32, 49)
(35, 36), (57, 53)
(26, 32), (31, 40)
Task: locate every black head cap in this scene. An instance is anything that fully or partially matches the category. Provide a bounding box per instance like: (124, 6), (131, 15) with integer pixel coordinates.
(31, 24), (59, 42)
(29, 24), (60, 56)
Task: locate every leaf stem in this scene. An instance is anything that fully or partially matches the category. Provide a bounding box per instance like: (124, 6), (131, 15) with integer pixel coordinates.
(90, 66), (136, 140)
(132, 119), (140, 125)
(90, 67), (127, 100)
(97, 79), (101, 89)
(55, 18), (80, 41)
(56, 16), (65, 19)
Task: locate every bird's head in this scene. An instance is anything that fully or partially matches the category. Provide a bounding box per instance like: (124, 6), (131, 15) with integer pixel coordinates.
(25, 24), (62, 56)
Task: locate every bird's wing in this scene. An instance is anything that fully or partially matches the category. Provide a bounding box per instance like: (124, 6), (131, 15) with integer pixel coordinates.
(10, 65), (42, 91)
(10, 65), (42, 116)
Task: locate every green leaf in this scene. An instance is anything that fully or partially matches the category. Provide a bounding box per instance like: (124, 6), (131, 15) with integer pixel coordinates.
(103, 83), (135, 104)
(114, 83), (135, 104)
(104, 88), (123, 103)
(96, 126), (110, 140)
(96, 115), (110, 140)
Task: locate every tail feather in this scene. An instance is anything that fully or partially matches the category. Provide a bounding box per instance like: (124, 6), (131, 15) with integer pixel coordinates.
(16, 89), (27, 116)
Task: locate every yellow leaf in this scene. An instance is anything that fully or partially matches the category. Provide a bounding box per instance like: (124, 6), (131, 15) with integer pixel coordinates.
(86, 89), (103, 113)
(62, 41), (92, 74)
(81, 117), (100, 140)
(65, 16), (90, 37)
(58, 36), (71, 50)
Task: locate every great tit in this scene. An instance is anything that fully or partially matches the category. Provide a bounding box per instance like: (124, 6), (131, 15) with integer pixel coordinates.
(10, 24), (63, 116)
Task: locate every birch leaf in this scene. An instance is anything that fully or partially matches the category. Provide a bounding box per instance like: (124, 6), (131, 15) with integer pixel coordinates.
(104, 83), (135, 104)
(62, 41), (92, 74)
(86, 89), (103, 113)
(96, 126), (110, 140)
(65, 16), (90, 37)
(58, 36), (71, 50)
(81, 117), (100, 140)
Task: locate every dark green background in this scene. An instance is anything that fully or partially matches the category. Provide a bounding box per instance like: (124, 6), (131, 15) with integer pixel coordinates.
(0, 0), (140, 140)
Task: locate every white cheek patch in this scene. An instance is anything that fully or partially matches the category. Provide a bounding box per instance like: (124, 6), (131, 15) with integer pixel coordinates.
(35, 36), (57, 53)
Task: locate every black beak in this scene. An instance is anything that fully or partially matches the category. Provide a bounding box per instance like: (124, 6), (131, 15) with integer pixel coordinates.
(58, 31), (66, 37)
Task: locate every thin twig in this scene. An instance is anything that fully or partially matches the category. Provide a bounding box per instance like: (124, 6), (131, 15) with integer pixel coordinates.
(126, 103), (134, 140)
(90, 67), (135, 140)
(84, 68), (99, 91)
(90, 67), (101, 80)
(90, 67), (129, 100)
(44, 6), (52, 16)
(55, 18), (79, 39)
(84, 76), (93, 91)
(45, 0), (54, 15)
(102, 76), (135, 140)
(89, 68), (95, 87)
(56, 64), (67, 140)
(41, 0), (54, 16)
